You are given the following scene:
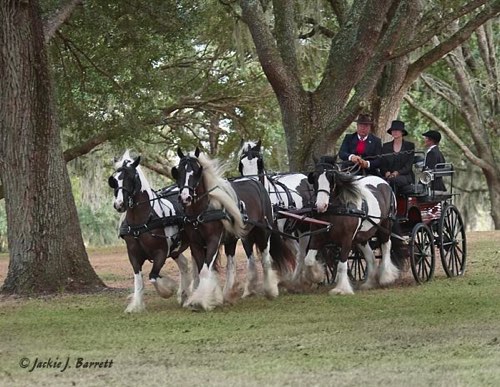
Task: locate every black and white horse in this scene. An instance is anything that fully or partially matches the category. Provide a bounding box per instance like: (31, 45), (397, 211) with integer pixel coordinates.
(171, 147), (295, 310)
(108, 150), (193, 312)
(238, 140), (321, 288)
(306, 158), (404, 294)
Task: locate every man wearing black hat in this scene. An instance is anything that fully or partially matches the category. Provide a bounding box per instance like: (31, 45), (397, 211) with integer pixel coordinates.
(422, 130), (446, 192)
(380, 120), (415, 193)
(338, 114), (382, 175)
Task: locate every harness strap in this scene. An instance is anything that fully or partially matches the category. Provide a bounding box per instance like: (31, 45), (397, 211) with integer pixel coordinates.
(183, 209), (231, 227)
(269, 178), (297, 208)
(119, 213), (184, 238)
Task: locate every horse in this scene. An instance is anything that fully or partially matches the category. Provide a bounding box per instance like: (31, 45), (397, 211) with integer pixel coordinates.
(108, 150), (193, 312)
(304, 156), (405, 295)
(238, 140), (322, 289)
(171, 147), (295, 311)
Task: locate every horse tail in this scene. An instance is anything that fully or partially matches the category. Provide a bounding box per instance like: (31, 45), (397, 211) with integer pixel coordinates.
(269, 232), (296, 274)
(390, 221), (407, 270)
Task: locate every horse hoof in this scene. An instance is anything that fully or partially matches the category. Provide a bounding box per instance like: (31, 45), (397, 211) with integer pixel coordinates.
(359, 281), (375, 291)
(124, 305), (146, 313)
(184, 301), (203, 312)
(242, 289), (258, 298)
(178, 291), (189, 307)
(264, 286), (279, 299)
(328, 288), (354, 296)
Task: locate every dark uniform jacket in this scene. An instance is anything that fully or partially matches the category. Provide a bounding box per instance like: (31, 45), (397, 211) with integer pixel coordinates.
(338, 133), (382, 175)
(424, 146), (446, 191)
(380, 140), (415, 186)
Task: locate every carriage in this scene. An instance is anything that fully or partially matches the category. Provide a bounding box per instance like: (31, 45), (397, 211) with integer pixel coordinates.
(109, 144), (467, 312)
(319, 157), (467, 285)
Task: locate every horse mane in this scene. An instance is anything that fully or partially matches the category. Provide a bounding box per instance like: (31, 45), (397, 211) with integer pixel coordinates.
(115, 150), (153, 194)
(333, 172), (362, 206)
(196, 152), (246, 238)
(238, 140), (258, 158)
(115, 150), (173, 216)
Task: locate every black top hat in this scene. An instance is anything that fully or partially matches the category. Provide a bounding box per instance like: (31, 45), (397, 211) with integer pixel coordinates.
(387, 120), (408, 136)
(422, 130), (441, 143)
(355, 114), (373, 125)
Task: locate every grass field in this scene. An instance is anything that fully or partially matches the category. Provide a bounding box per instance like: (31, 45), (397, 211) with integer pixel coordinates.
(0, 232), (499, 386)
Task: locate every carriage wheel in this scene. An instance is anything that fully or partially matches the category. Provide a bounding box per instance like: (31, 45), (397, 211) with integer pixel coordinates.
(348, 249), (367, 282)
(324, 259), (337, 285)
(439, 204), (466, 277)
(319, 246), (338, 284)
(409, 223), (435, 283)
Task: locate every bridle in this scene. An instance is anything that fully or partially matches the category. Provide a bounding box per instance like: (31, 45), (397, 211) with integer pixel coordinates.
(112, 166), (142, 209)
(312, 164), (338, 201)
(177, 157), (203, 202)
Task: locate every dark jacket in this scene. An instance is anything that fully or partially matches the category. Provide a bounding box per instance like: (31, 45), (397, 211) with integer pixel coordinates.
(338, 133), (382, 175)
(380, 140), (415, 185)
(424, 146), (446, 191)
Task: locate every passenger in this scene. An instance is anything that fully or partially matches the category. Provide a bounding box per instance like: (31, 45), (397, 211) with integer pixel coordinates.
(380, 120), (415, 194)
(339, 113), (382, 176)
(422, 130), (446, 192)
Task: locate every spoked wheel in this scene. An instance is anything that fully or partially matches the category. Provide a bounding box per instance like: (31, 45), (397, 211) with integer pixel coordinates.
(439, 204), (466, 277)
(320, 245), (339, 284)
(348, 249), (367, 282)
(409, 223), (435, 283)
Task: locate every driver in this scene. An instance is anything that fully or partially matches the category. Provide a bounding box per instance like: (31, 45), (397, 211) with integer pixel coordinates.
(339, 113), (382, 176)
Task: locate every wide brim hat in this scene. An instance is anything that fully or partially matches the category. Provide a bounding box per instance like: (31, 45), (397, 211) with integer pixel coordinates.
(387, 120), (408, 136)
(355, 114), (373, 125)
(422, 130), (441, 143)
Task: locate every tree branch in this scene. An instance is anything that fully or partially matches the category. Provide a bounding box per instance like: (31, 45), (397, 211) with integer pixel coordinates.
(44, 0), (83, 44)
(420, 74), (460, 109)
(273, 0), (299, 76)
(406, 2), (500, 84)
(240, 0), (301, 96)
(327, 0), (349, 27)
(63, 129), (121, 163)
(392, 0), (490, 59)
(404, 94), (493, 172)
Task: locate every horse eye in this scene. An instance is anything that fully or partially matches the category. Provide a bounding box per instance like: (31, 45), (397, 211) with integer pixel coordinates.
(108, 176), (118, 189)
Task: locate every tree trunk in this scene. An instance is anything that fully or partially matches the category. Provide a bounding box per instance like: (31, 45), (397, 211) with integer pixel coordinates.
(484, 169), (500, 229)
(0, 1), (104, 293)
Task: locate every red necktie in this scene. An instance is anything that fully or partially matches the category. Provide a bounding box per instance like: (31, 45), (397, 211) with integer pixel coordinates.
(355, 137), (366, 155)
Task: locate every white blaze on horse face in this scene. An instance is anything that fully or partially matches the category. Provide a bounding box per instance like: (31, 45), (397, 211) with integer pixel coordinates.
(315, 172), (330, 213)
(179, 168), (194, 205)
(113, 172), (125, 210)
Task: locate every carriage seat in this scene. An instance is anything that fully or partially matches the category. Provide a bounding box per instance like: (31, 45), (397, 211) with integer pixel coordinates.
(430, 163), (454, 177)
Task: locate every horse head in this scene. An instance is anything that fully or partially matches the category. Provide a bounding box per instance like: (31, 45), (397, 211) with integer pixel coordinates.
(108, 153), (142, 213)
(238, 140), (263, 177)
(308, 156), (359, 213)
(171, 147), (203, 206)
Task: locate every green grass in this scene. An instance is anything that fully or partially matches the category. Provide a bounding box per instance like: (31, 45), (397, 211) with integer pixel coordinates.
(1, 235), (499, 386)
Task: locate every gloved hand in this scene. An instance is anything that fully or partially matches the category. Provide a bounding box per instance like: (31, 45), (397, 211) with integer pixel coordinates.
(351, 155), (361, 164)
(359, 159), (369, 169)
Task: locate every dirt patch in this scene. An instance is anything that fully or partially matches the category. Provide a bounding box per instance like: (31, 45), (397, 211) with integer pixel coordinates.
(0, 231), (498, 291)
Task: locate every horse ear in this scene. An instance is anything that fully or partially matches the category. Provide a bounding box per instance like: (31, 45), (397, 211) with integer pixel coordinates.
(177, 147), (185, 159)
(171, 167), (178, 181)
(131, 156), (141, 168)
(307, 172), (315, 184)
(108, 176), (118, 189)
(256, 139), (262, 150)
(194, 147), (200, 158)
